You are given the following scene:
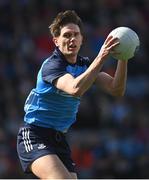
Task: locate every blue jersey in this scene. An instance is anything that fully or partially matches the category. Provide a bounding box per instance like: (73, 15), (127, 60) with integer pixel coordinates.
(24, 48), (91, 132)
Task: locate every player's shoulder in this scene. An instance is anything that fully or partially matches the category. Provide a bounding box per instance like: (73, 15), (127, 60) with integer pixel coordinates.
(42, 48), (66, 68)
(45, 48), (64, 63)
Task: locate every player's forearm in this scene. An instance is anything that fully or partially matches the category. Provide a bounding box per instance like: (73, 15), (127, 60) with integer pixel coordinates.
(111, 60), (128, 96)
(72, 56), (105, 96)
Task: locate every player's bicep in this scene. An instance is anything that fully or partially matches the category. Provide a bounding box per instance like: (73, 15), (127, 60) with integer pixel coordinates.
(54, 73), (76, 95)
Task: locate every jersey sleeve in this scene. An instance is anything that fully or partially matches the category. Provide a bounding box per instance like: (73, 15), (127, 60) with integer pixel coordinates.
(42, 59), (67, 84)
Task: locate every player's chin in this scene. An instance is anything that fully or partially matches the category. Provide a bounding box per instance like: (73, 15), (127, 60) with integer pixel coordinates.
(67, 50), (78, 56)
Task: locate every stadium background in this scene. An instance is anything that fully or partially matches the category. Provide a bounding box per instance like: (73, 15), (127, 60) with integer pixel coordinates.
(0, 0), (149, 178)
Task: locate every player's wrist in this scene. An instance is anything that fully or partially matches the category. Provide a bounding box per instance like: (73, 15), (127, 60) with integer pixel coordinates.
(96, 54), (108, 63)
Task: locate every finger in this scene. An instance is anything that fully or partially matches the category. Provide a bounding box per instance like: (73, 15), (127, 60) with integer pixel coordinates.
(106, 37), (119, 47)
(104, 35), (113, 45)
(107, 41), (119, 51)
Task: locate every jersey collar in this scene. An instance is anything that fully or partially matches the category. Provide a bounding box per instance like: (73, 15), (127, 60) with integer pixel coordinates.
(54, 47), (79, 66)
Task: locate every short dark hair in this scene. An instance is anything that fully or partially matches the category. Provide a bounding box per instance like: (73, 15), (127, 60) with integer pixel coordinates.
(49, 10), (84, 37)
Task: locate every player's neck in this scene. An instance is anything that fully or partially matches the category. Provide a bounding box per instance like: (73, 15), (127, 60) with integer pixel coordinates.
(65, 54), (77, 64)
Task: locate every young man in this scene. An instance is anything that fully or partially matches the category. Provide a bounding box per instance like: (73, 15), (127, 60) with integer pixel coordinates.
(17, 10), (128, 179)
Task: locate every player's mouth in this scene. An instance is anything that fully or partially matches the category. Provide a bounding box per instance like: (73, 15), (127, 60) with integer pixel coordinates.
(68, 44), (77, 51)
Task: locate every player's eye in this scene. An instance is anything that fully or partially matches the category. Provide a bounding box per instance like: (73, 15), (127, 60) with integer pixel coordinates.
(74, 32), (79, 37)
(63, 33), (71, 38)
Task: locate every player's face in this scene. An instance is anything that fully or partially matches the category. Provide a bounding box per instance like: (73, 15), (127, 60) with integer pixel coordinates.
(53, 23), (83, 64)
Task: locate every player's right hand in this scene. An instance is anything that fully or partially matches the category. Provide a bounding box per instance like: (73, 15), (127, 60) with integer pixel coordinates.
(97, 36), (119, 60)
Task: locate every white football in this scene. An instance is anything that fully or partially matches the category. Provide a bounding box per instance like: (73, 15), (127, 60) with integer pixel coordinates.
(108, 27), (140, 60)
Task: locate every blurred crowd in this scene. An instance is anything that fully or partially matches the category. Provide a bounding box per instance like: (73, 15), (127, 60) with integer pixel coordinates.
(0, 0), (149, 178)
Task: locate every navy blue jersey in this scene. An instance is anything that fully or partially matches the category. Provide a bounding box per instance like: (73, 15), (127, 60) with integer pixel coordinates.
(24, 48), (91, 132)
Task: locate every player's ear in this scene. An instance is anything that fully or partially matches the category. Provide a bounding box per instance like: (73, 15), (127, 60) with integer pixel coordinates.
(53, 37), (59, 47)
(80, 34), (84, 46)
